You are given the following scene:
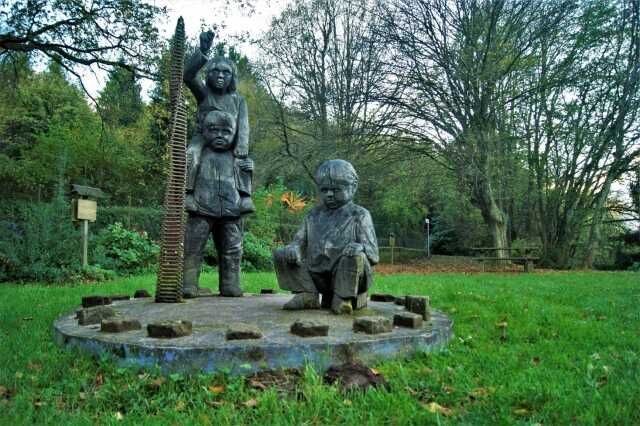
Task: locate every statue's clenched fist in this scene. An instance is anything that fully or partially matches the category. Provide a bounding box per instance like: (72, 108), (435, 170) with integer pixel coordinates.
(199, 31), (214, 54)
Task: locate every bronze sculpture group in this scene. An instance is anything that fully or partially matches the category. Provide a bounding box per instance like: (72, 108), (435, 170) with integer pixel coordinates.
(182, 31), (378, 314)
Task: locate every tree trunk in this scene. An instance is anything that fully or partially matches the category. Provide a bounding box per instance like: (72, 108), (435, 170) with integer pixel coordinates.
(474, 174), (510, 259)
(482, 195), (509, 259)
(582, 176), (614, 268)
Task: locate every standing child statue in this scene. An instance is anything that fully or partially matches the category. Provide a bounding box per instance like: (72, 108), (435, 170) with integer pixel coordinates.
(274, 160), (379, 314)
(182, 110), (253, 298)
(183, 30), (254, 215)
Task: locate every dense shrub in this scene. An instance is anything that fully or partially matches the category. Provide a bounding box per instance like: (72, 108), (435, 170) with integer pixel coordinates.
(612, 230), (640, 271)
(0, 191), (82, 283)
(245, 181), (310, 246)
(203, 230), (273, 272)
(242, 231), (274, 271)
(94, 222), (159, 274)
(96, 206), (163, 240)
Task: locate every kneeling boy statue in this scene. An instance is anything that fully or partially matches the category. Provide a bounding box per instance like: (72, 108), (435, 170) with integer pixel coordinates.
(274, 160), (379, 314)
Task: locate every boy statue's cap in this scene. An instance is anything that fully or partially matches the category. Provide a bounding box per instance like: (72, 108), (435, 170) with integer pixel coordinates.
(203, 110), (235, 130)
(315, 159), (358, 185)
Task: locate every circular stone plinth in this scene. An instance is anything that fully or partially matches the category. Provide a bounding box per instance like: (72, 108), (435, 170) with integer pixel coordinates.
(54, 294), (453, 375)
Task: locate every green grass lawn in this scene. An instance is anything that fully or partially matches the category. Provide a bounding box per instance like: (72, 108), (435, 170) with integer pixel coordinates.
(0, 271), (638, 425)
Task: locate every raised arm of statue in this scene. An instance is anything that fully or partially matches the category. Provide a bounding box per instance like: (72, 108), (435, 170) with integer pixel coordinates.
(183, 49), (208, 103)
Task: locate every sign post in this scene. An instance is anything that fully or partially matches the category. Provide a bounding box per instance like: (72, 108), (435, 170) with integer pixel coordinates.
(70, 185), (105, 268)
(389, 233), (396, 265)
(425, 218), (431, 258)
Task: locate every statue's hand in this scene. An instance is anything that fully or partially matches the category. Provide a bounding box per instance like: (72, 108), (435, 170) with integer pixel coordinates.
(234, 145), (249, 158)
(342, 242), (364, 257)
(285, 245), (302, 266)
(200, 31), (215, 54)
(237, 158), (253, 172)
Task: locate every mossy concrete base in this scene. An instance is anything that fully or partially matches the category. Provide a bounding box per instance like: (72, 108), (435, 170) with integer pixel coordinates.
(53, 294), (453, 375)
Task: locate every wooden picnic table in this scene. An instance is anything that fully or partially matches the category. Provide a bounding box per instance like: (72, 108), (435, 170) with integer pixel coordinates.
(471, 247), (540, 273)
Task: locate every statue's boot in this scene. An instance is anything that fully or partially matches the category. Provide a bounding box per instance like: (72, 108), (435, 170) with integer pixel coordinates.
(182, 255), (212, 298)
(219, 255), (243, 297)
(331, 253), (368, 313)
(283, 292), (320, 310)
(330, 294), (353, 315)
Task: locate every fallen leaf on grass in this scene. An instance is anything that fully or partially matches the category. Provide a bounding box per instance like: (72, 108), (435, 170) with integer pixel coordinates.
(243, 398), (258, 408)
(513, 408), (530, 416)
(469, 387), (495, 399)
(147, 377), (165, 390)
(207, 385), (225, 394)
(205, 400), (225, 408)
(175, 400), (186, 411)
(249, 379), (267, 390)
(343, 399), (352, 406)
(114, 411), (124, 421)
(94, 373), (104, 387)
(0, 386), (12, 404)
(370, 368), (380, 376)
(443, 386), (455, 394)
(56, 398), (66, 410)
(78, 392), (86, 400)
(425, 402), (453, 416)
(591, 353), (601, 360)
(597, 315), (607, 321)
(33, 399), (43, 409)
(597, 376), (608, 387)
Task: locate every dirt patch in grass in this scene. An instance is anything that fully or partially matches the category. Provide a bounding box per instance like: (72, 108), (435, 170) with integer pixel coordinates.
(375, 255), (552, 274)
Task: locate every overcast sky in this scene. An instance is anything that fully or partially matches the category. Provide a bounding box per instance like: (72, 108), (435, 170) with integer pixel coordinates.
(82, 0), (286, 100)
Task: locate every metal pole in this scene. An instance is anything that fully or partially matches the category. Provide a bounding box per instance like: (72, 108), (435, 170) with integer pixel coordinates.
(427, 220), (430, 258)
(390, 233), (395, 265)
(82, 219), (89, 267)
(425, 218), (431, 258)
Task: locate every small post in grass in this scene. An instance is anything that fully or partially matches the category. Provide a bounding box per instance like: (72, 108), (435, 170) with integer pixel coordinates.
(70, 184), (105, 267)
(389, 232), (396, 265)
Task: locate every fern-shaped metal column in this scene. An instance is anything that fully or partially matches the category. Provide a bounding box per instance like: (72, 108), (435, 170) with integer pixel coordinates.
(155, 17), (187, 303)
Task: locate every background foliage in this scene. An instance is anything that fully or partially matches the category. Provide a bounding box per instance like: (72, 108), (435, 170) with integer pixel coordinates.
(1, 0), (639, 283)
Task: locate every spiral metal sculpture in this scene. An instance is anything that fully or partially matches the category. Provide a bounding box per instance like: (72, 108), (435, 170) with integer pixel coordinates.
(155, 17), (187, 303)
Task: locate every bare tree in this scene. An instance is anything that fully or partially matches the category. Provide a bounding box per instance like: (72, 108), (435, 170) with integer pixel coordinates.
(515, 0), (640, 266)
(378, 0), (572, 257)
(256, 0), (400, 177)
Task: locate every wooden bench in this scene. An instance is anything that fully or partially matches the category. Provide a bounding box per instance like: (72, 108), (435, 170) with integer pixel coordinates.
(473, 257), (539, 273)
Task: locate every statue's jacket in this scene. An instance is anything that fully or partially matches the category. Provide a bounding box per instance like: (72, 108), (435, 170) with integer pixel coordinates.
(292, 202), (379, 275)
(189, 148), (242, 219)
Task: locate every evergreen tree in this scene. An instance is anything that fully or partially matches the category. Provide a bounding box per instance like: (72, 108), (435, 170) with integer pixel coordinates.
(97, 68), (144, 127)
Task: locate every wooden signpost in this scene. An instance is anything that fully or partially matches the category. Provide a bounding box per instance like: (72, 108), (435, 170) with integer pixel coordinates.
(70, 184), (105, 267)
